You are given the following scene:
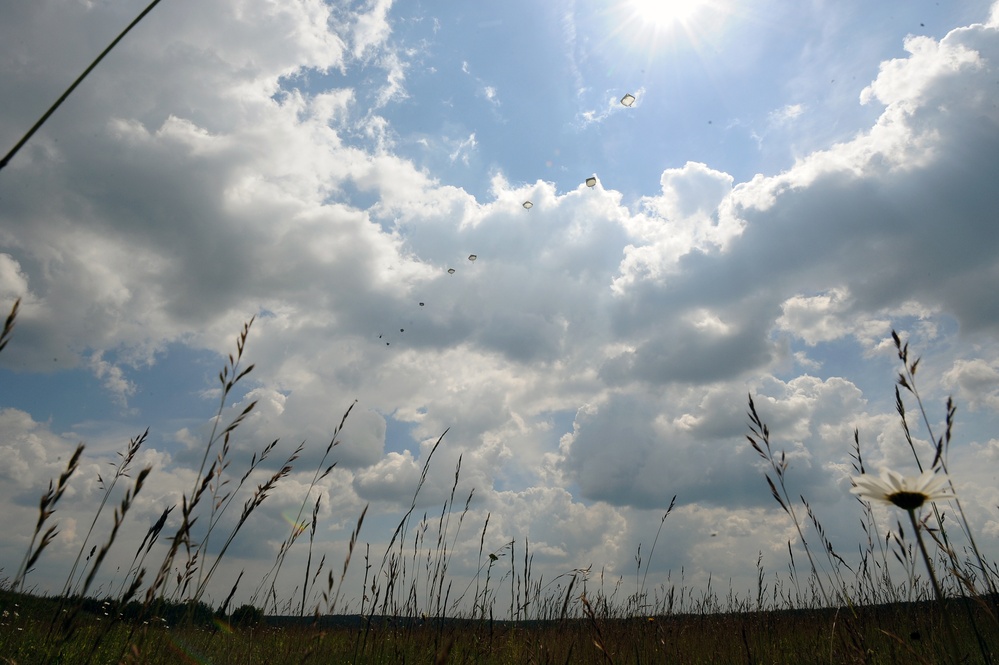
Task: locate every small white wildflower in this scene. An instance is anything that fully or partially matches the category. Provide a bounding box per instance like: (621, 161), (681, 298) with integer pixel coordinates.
(850, 469), (953, 510)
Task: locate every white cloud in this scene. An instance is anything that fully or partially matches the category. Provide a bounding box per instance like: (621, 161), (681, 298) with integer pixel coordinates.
(448, 132), (478, 165)
(0, 254), (30, 301)
(0, 408), (73, 490)
(776, 288), (894, 346)
(615, 162), (739, 291)
(353, 450), (421, 502)
(768, 103), (805, 125)
(860, 34), (983, 109)
(373, 49), (409, 107)
(88, 351), (137, 407)
(944, 358), (999, 410)
(351, 0), (396, 60)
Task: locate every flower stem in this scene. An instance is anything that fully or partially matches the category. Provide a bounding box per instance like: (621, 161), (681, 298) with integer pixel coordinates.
(907, 508), (962, 663)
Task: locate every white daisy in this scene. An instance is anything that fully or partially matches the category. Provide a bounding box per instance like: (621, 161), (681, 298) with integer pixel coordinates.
(850, 469), (954, 510)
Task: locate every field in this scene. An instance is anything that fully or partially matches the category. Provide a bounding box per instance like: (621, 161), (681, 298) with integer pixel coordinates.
(1, 586), (997, 663)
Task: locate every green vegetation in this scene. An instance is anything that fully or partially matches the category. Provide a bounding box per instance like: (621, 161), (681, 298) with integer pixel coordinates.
(1, 584), (997, 663)
(0, 297), (996, 663)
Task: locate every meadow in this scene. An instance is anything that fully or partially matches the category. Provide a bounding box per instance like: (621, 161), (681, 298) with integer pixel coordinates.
(1, 296), (998, 664)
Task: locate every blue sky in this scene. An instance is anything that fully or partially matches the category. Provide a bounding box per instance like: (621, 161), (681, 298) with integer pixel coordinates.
(2, 0), (999, 613)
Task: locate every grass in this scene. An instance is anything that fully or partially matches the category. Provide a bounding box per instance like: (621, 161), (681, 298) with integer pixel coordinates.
(0, 296), (997, 663)
(1, 586), (996, 663)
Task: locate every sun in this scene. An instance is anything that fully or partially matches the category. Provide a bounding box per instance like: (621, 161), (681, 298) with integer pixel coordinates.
(626, 0), (707, 29)
(611, 0), (730, 52)
(602, 0), (735, 61)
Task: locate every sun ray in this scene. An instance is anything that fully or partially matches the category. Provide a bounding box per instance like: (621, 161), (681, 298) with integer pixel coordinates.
(606, 0), (735, 59)
(627, 0), (705, 29)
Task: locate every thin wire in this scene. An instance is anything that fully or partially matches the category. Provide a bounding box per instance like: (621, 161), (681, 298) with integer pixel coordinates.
(0, 0), (166, 173)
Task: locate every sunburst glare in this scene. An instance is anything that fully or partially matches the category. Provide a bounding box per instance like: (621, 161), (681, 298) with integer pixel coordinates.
(627, 0), (705, 28)
(612, 0), (734, 53)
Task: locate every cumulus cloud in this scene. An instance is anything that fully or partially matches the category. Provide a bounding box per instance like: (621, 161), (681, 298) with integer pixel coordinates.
(0, 254), (30, 300)
(88, 351), (137, 407)
(774, 288), (920, 347)
(944, 358), (999, 410)
(0, 408), (74, 491)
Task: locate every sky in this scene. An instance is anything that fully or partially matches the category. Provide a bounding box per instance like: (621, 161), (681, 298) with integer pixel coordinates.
(2, 0), (999, 615)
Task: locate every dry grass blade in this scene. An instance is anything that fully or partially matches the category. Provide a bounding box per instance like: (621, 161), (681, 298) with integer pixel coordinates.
(63, 429), (149, 598)
(80, 467), (152, 598)
(747, 396), (830, 606)
(298, 495), (323, 616)
(849, 429), (865, 475)
(219, 570), (245, 618)
(258, 401), (356, 612)
(41, 468), (155, 662)
(891, 330), (999, 603)
(638, 494), (676, 606)
(580, 592), (614, 664)
(377, 428), (449, 580)
(192, 317), (256, 501)
(766, 475), (788, 514)
(325, 504), (368, 615)
(13, 443), (85, 591)
(0, 297), (19, 353)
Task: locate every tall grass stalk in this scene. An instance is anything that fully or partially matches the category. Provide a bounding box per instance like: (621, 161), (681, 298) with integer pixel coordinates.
(892, 330), (998, 599)
(747, 396), (833, 607)
(0, 297), (19, 352)
(634, 494), (676, 615)
(251, 402), (356, 611)
(12, 443), (85, 593)
(61, 430), (149, 599)
(373, 429), (447, 616)
(889, 331), (997, 664)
